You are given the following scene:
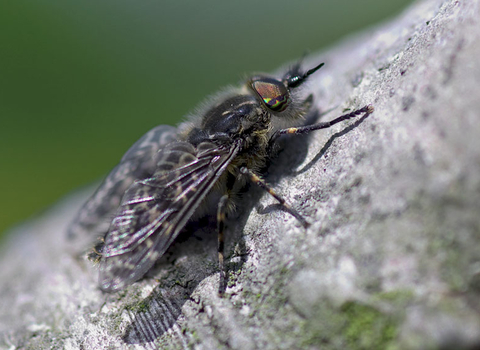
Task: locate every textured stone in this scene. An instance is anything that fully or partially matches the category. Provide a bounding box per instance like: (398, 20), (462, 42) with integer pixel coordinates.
(1, 0), (480, 348)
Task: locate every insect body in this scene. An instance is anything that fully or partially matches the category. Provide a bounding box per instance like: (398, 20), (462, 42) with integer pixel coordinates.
(69, 61), (373, 293)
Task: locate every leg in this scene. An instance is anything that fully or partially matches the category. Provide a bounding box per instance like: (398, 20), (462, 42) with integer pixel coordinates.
(271, 105), (374, 143)
(217, 194), (229, 295)
(239, 167), (310, 228)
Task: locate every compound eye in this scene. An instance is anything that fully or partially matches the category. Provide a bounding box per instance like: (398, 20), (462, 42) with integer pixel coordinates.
(251, 77), (291, 112)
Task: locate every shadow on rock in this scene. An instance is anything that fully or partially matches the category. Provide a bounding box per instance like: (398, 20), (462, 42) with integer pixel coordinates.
(122, 208), (250, 345)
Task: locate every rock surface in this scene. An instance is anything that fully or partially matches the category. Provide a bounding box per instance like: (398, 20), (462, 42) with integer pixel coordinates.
(1, 0), (480, 349)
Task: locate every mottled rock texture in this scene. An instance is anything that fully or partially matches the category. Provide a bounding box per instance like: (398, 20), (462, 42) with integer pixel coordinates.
(1, 0), (479, 349)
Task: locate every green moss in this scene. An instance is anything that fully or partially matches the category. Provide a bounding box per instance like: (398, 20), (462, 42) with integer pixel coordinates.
(298, 300), (399, 350)
(122, 297), (149, 314)
(155, 330), (187, 350)
(372, 289), (414, 307)
(341, 302), (397, 349)
(227, 269), (240, 288)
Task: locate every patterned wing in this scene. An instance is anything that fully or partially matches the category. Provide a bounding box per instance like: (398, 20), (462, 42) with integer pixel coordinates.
(68, 125), (177, 244)
(99, 140), (241, 292)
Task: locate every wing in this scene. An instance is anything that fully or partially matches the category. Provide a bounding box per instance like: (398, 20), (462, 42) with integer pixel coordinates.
(99, 140), (241, 292)
(68, 125), (178, 244)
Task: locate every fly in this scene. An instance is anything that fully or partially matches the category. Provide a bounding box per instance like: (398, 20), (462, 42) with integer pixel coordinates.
(68, 60), (373, 294)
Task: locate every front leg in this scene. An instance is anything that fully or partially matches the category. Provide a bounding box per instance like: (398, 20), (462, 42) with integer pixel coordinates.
(270, 105), (374, 144)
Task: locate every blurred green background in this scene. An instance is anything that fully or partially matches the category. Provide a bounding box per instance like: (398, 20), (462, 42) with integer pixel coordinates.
(0, 0), (414, 239)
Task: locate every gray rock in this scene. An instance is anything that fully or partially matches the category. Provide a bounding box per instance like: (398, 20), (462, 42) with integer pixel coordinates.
(1, 0), (480, 348)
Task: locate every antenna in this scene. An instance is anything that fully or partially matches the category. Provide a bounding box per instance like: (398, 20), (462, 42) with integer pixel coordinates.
(286, 62), (324, 88)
